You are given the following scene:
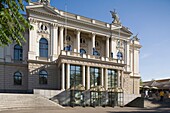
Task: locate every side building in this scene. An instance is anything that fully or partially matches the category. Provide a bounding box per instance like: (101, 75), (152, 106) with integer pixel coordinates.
(0, 1), (142, 107)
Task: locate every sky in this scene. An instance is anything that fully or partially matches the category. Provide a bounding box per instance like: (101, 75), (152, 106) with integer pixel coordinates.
(32, 0), (170, 81)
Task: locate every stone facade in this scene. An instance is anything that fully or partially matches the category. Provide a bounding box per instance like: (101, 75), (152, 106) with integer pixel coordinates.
(0, 1), (142, 106)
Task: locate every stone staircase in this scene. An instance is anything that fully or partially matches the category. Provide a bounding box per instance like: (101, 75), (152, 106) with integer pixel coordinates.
(0, 93), (63, 111)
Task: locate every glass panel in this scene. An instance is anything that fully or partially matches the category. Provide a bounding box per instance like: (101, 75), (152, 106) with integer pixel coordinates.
(39, 38), (48, 57)
(14, 72), (22, 85)
(39, 70), (48, 84)
(70, 65), (82, 88)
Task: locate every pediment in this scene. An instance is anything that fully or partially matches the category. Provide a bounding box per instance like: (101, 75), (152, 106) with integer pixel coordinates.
(26, 5), (59, 16)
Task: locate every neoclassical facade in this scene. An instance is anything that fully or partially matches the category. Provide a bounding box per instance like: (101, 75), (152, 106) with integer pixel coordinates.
(0, 1), (141, 106)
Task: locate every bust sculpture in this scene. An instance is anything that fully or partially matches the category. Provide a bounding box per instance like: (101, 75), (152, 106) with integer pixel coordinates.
(110, 10), (121, 25)
(38, 0), (50, 5)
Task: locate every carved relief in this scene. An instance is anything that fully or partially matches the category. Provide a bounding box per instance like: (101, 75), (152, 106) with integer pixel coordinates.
(37, 22), (50, 34)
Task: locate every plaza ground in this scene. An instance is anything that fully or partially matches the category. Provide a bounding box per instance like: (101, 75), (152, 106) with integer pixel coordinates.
(0, 98), (170, 113)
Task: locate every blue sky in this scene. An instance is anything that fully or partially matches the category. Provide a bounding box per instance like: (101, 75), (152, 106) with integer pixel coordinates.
(32, 0), (170, 81)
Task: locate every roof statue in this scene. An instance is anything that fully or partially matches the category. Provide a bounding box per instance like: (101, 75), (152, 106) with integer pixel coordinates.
(133, 34), (140, 41)
(110, 10), (121, 25)
(38, 0), (50, 5)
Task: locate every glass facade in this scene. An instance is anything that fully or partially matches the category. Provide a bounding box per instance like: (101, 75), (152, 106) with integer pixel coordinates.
(108, 69), (118, 88)
(14, 44), (23, 61)
(90, 67), (100, 87)
(70, 65), (82, 87)
(70, 65), (83, 106)
(39, 38), (48, 57)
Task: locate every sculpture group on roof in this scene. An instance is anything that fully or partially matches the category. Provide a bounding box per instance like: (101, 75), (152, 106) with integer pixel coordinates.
(110, 10), (121, 25)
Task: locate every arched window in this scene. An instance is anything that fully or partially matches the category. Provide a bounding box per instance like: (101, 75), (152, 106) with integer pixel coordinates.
(39, 70), (48, 84)
(14, 44), (23, 61)
(39, 38), (48, 57)
(117, 52), (123, 60)
(14, 72), (22, 85)
(80, 49), (86, 55)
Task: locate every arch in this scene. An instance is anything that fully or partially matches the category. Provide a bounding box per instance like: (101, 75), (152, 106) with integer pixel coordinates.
(14, 44), (23, 61)
(14, 71), (22, 85)
(117, 51), (123, 60)
(39, 70), (48, 84)
(39, 38), (48, 57)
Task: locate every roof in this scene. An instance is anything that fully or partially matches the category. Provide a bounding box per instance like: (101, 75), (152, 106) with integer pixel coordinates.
(142, 78), (170, 89)
(27, 2), (133, 36)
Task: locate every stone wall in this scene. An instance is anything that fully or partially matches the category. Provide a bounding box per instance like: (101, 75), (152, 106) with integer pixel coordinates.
(28, 62), (59, 91)
(0, 63), (28, 92)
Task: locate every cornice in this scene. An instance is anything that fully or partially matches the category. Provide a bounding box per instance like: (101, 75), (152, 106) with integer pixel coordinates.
(27, 6), (132, 37)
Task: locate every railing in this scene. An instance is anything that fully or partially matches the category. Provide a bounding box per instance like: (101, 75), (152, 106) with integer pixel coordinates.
(60, 50), (124, 64)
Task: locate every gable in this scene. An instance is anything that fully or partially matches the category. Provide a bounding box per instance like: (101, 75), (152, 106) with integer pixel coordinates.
(26, 5), (59, 16)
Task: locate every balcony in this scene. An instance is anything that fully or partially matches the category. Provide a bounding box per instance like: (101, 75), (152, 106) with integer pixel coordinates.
(60, 50), (124, 64)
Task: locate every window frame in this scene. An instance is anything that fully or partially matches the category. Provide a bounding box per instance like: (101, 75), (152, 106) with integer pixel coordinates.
(14, 72), (22, 85)
(14, 44), (23, 61)
(39, 70), (48, 85)
(39, 38), (48, 58)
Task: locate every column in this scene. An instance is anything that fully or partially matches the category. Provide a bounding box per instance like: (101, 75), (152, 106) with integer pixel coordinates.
(91, 33), (95, 54)
(61, 63), (65, 90)
(117, 70), (121, 87)
(51, 24), (58, 60)
(106, 36), (110, 58)
(82, 65), (85, 87)
(100, 68), (104, 86)
(59, 26), (64, 53)
(127, 42), (130, 71)
(66, 63), (70, 89)
(121, 71), (124, 89)
(28, 18), (37, 60)
(110, 37), (114, 58)
(105, 68), (108, 90)
(113, 38), (117, 58)
(76, 30), (81, 53)
(86, 66), (90, 89)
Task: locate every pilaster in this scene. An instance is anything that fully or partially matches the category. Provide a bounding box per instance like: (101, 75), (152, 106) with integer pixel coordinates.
(82, 65), (85, 87)
(106, 36), (110, 58)
(105, 68), (108, 90)
(61, 63), (65, 90)
(86, 66), (90, 89)
(66, 63), (70, 89)
(91, 33), (96, 55)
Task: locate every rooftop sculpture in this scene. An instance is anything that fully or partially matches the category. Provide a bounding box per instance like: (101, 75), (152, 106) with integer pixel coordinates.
(38, 0), (50, 5)
(110, 10), (121, 25)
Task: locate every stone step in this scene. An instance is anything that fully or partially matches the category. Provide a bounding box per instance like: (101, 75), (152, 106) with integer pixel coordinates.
(0, 93), (63, 111)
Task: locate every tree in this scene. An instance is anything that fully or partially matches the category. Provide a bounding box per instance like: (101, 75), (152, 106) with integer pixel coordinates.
(0, 0), (32, 46)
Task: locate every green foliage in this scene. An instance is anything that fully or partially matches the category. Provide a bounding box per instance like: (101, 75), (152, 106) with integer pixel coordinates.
(0, 0), (32, 46)
(140, 78), (143, 86)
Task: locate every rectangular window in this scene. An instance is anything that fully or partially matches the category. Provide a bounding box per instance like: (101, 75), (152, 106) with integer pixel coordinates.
(90, 67), (100, 88)
(70, 65), (82, 88)
(108, 69), (118, 88)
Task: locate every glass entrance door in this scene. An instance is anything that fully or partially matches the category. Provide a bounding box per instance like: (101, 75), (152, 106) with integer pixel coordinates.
(108, 92), (117, 107)
(90, 92), (103, 106)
